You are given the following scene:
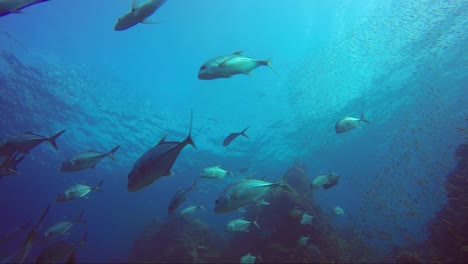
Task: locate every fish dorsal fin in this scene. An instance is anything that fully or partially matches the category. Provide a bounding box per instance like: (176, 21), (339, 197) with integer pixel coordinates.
(132, 0), (138, 11)
(232, 50), (244, 55)
(157, 135), (167, 145)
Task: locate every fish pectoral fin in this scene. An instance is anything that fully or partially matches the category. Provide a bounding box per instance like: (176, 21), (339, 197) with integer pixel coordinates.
(232, 50), (244, 55)
(141, 18), (163, 24)
(256, 199), (269, 205)
(219, 57), (234, 68)
(244, 71), (254, 76)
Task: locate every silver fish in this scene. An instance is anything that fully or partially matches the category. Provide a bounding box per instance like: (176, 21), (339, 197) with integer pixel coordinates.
(198, 51), (275, 80)
(60, 145), (120, 172)
(40, 210), (85, 245)
(0, 0), (50, 17)
(335, 113), (370, 134)
(297, 235), (309, 247)
(128, 111), (196, 192)
(180, 205), (205, 216)
(214, 179), (296, 213)
(200, 166), (233, 179)
(0, 129), (65, 157)
(240, 252), (262, 264)
(56, 181), (104, 202)
(225, 217), (260, 233)
(310, 172), (340, 190)
(114, 0), (166, 31)
(300, 212), (314, 225)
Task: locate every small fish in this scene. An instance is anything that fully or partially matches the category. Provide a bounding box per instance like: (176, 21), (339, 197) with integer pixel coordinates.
(0, 129), (66, 157)
(333, 207), (344, 215)
(0, 153), (25, 177)
(215, 179), (297, 213)
(223, 126), (250, 147)
(240, 252), (261, 264)
(56, 181), (104, 202)
(200, 166), (233, 179)
(225, 217), (260, 233)
(60, 145), (120, 172)
(300, 211), (314, 225)
(12, 204), (50, 263)
(297, 235), (310, 247)
(335, 113), (370, 134)
(0, 220), (31, 247)
(310, 172), (340, 190)
(36, 232), (87, 264)
(40, 211), (85, 244)
(0, 0), (50, 17)
(168, 181), (197, 215)
(114, 0), (166, 31)
(180, 205), (206, 216)
(198, 51), (275, 80)
(128, 111), (196, 192)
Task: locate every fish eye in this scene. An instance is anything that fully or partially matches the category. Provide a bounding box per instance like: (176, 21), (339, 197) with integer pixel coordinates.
(200, 66), (206, 70)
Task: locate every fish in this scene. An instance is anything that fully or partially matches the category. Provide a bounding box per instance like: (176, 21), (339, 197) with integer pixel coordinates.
(0, 220), (31, 247)
(333, 206), (344, 215)
(297, 235), (310, 247)
(56, 181), (104, 202)
(335, 113), (370, 134)
(223, 126), (250, 147)
(11, 204), (50, 263)
(0, 0), (50, 17)
(198, 51), (275, 80)
(0, 129), (66, 157)
(225, 217), (260, 233)
(214, 179), (297, 213)
(127, 111), (196, 192)
(167, 181), (197, 215)
(310, 172), (340, 190)
(40, 210), (85, 245)
(240, 252), (261, 264)
(300, 211), (314, 225)
(180, 205), (206, 216)
(0, 153), (25, 177)
(36, 232), (87, 264)
(114, 0), (167, 31)
(200, 166), (233, 179)
(60, 145), (120, 172)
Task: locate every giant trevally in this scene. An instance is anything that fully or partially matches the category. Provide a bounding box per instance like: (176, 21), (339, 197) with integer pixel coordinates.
(0, 153), (25, 177)
(39, 210), (85, 245)
(114, 0), (167, 31)
(60, 145), (120, 172)
(200, 165), (232, 179)
(214, 179), (297, 213)
(0, 129), (65, 157)
(56, 181), (104, 202)
(223, 126), (249, 147)
(0, 0), (50, 17)
(127, 111), (196, 192)
(167, 181), (197, 215)
(335, 113), (370, 134)
(9, 204), (50, 264)
(198, 51), (275, 80)
(36, 232), (87, 264)
(225, 217), (260, 233)
(310, 172), (340, 190)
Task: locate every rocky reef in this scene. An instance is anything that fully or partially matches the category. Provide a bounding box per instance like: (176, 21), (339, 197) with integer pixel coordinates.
(129, 161), (377, 263)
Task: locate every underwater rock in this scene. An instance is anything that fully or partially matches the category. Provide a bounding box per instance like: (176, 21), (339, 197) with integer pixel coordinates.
(425, 143), (468, 263)
(129, 216), (227, 263)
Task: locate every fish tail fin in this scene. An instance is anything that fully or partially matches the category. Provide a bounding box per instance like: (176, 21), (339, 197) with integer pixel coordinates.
(241, 126), (250, 139)
(107, 145), (120, 161)
(253, 216), (261, 230)
(74, 210), (86, 224)
(278, 181), (298, 195)
(94, 180), (104, 192)
(199, 205), (206, 211)
(227, 171), (234, 176)
(48, 129), (66, 150)
(360, 112), (370, 123)
(262, 58), (279, 77)
(186, 110), (197, 149)
(78, 232), (88, 248)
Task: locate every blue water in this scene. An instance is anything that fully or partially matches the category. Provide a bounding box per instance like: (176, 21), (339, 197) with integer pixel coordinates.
(0, 0), (467, 262)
